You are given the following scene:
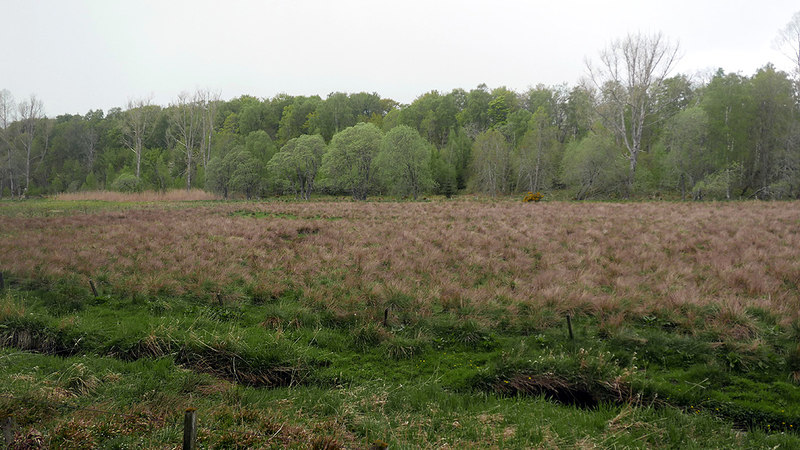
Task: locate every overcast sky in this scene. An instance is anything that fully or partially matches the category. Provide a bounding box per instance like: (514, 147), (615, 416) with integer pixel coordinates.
(2, 0), (798, 116)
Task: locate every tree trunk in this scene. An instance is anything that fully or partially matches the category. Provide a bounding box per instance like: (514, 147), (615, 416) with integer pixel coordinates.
(626, 151), (638, 198)
(24, 140), (31, 195)
(680, 173), (686, 201)
(135, 136), (142, 179)
(186, 148), (192, 191)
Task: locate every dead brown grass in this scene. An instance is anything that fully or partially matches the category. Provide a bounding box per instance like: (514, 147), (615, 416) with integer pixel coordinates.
(53, 189), (220, 202)
(2, 200), (799, 332)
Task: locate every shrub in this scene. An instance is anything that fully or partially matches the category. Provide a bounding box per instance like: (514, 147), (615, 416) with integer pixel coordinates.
(523, 191), (543, 202)
(111, 173), (142, 193)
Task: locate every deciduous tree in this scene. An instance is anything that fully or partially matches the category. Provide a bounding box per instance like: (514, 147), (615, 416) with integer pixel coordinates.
(470, 128), (513, 196)
(516, 107), (560, 193)
(561, 127), (626, 200)
(663, 106), (710, 200)
(588, 32), (680, 196)
(321, 122), (382, 200)
(0, 90), (16, 197)
(268, 134), (326, 200)
(121, 97), (158, 179)
(375, 125), (432, 199)
(17, 94), (45, 195)
(170, 92), (201, 190)
(776, 11), (800, 83)
(207, 147), (262, 199)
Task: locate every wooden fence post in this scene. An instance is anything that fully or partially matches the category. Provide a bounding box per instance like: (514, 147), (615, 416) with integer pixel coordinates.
(3, 416), (14, 448)
(566, 314), (574, 340)
(183, 408), (197, 450)
(88, 278), (98, 297)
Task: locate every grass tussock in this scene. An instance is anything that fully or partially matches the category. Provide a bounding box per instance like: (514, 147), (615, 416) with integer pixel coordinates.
(475, 348), (634, 409)
(52, 189), (220, 202)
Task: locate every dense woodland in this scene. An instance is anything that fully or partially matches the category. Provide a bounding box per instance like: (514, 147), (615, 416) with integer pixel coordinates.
(2, 30), (800, 201)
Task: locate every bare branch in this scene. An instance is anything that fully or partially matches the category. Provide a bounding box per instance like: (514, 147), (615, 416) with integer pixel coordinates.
(586, 32), (681, 196)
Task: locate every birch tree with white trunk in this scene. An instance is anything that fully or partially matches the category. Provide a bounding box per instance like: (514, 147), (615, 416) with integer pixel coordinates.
(0, 90), (16, 197)
(587, 32), (680, 196)
(170, 92), (202, 190)
(196, 89), (220, 170)
(122, 97), (157, 179)
(775, 11), (800, 84)
(17, 94), (44, 195)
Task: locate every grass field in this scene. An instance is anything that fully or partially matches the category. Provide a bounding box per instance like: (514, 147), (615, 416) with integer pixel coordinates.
(1, 196), (800, 448)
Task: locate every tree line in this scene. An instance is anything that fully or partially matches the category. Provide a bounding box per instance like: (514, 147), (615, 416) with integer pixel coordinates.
(2, 27), (800, 201)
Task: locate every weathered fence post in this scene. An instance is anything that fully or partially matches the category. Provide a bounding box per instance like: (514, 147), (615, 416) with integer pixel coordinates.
(3, 416), (15, 448)
(566, 314), (574, 340)
(183, 408), (197, 450)
(88, 278), (98, 297)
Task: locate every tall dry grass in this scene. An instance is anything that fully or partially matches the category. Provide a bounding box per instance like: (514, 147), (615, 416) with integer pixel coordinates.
(53, 189), (220, 202)
(2, 199), (799, 334)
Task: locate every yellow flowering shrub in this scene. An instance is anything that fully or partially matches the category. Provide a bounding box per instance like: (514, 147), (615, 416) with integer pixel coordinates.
(523, 191), (543, 202)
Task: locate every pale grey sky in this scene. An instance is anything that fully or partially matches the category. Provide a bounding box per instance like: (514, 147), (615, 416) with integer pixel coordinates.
(2, 0), (798, 116)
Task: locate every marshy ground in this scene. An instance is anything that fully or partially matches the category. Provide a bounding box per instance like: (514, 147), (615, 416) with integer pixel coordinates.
(1, 197), (799, 448)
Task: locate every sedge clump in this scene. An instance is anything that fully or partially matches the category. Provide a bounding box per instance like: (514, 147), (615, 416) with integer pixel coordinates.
(523, 192), (543, 202)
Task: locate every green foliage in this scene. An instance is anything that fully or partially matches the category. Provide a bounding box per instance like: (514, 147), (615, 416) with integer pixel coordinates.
(516, 107), (561, 193)
(564, 85), (595, 142)
(663, 107), (710, 175)
(695, 68), (799, 200)
(308, 92), (354, 141)
(396, 90), (458, 147)
(375, 125), (433, 199)
(320, 122), (382, 200)
(140, 148), (171, 192)
(561, 128), (626, 199)
(244, 130), (277, 166)
(488, 94), (511, 127)
(110, 173), (141, 193)
(442, 127), (472, 190)
(237, 100), (266, 136)
(2, 71), (799, 200)
(82, 172), (98, 191)
(268, 134), (326, 199)
(229, 153), (262, 199)
(747, 65), (797, 198)
(470, 129), (514, 195)
(429, 149), (457, 197)
(277, 96), (322, 144)
(207, 148), (263, 198)
(456, 84), (492, 134)
(692, 162), (744, 200)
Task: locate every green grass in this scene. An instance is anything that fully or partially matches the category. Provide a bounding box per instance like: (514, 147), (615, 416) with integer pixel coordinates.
(0, 198), (226, 218)
(2, 348), (798, 448)
(2, 281), (800, 447)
